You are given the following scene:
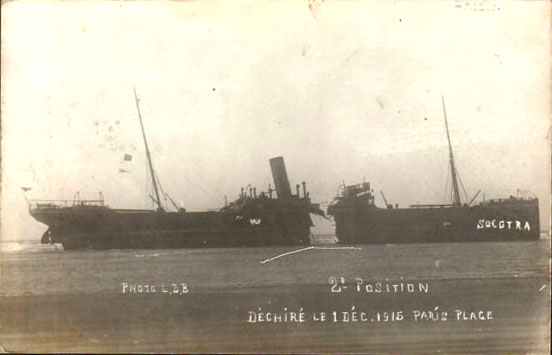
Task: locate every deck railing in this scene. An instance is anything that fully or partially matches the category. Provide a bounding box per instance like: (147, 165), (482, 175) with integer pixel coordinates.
(28, 199), (105, 210)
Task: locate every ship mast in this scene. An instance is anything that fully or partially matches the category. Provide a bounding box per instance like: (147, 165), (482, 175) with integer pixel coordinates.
(133, 87), (164, 211)
(441, 95), (461, 206)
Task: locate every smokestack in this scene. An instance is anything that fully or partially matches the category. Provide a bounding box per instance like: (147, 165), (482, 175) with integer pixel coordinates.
(269, 157), (292, 199)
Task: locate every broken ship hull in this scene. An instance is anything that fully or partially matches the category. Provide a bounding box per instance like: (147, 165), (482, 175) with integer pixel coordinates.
(31, 207), (313, 250)
(29, 90), (324, 251)
(330, 199), (540, 244)
(328, 98), (540, 245)
(30, 157), (324, 250)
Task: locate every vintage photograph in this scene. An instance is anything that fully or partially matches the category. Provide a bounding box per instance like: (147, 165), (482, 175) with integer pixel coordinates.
(1, 0), (550, 353)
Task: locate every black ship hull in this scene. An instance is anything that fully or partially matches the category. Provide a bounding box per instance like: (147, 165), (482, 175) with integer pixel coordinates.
(331, 199), (540, 244)
(32, 207), (313, 250)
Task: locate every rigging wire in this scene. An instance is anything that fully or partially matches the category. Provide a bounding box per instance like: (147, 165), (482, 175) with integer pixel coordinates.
(154, 170), (180, 211)
(448, 180), (453, 204)
(154, 171), (167, 208)
(456, 170), (470, 203)
(145, 159), (150, 209)
(443, 163), (450, 203)
(454, 157), (484, 193)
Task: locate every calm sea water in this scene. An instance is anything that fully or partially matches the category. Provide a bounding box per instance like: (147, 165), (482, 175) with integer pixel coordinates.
(1, 235), (549, 297)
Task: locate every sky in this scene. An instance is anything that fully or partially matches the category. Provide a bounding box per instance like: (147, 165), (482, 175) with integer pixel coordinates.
(1, 0), (550, 240)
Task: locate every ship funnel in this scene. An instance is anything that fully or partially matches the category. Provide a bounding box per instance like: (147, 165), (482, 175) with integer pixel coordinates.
(269, 157), (292, 199)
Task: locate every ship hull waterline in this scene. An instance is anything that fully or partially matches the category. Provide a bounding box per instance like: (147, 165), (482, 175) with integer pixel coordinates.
(331, 200), (540, 244)
(32, 208), (314, 250)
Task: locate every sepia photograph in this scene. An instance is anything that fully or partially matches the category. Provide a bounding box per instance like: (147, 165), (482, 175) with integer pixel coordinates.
(1, 0), (550, 353)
